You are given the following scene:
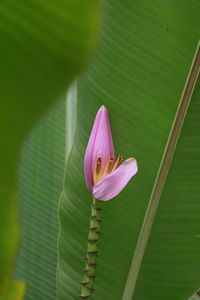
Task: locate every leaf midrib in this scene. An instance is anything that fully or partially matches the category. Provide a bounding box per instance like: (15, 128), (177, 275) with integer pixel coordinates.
(122, 43), (200, 300)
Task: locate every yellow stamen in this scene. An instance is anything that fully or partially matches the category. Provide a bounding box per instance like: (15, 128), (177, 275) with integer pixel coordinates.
(94, 158), (102, 184)
(112, 155), (123, 171)
(103, 157), (114, 177)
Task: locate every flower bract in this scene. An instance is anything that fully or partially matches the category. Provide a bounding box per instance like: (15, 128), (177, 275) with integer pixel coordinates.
(84, 106), (138, 201)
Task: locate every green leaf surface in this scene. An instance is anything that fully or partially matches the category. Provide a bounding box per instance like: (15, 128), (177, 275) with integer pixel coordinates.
(0, 189), (19, 294)
(14, 85), (77, 300)
(0, 280), (26, 300)
(132, 72), (200, 300)
(0, 0), (100, 295)
(14, 99), (66, 299)
(0, 0), (100, 191)
(58, 1), (200, 299)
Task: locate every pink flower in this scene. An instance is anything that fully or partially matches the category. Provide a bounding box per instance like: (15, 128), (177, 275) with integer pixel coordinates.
(84, 106), (138, 201)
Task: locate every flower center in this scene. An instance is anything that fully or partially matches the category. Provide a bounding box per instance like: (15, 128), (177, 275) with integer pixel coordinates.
(93, 155), (122, 184)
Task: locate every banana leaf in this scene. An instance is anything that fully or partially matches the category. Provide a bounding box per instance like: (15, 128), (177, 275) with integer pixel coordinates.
(58, 1), (200, 299)
(0, 0), (100, 297)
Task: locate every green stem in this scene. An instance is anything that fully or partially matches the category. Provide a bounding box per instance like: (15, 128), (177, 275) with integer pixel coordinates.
(80, 198), (102, 298)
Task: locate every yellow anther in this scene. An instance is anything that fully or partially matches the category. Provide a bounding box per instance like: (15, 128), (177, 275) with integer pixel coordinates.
(103, 157), (114, 177)
(93, 158), (102, 184)
(112, 155), (122, 171)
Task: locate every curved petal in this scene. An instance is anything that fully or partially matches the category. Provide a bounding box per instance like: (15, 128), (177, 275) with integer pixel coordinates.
(84, 106), (103, 190)
(92, 158), (138, 201)
(84, 106), (115, 190)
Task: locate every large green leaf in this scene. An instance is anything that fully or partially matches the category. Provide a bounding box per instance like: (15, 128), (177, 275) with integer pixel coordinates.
(0, 281), (26, 300)
(14, 84), (77, 300)
(0, 0), (100, 194)
(132, 72), (200, 300)
(58, 1), (200, 299)
(0, 188), (20, 295)
(0, 0), (100, 295)
(14, 98), (66, 299)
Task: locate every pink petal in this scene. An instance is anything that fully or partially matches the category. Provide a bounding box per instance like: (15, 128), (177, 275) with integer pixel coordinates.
(84, 106), (115, 191)
(92, 158), (138, 201)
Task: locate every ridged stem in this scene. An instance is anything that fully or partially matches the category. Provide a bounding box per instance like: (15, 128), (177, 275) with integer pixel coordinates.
(80, 198), (102, 298)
